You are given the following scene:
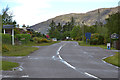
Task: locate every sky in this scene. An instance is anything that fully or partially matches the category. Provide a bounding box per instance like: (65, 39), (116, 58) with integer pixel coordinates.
(0, 0), (119, 27)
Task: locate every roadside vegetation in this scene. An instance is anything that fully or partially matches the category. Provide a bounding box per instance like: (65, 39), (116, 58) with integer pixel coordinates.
(48, 12), (120, 50)
(78, 41), (115, 50)
(1, 61), (19, 71)
(103, 52), (120, 67)
(1, 6), (120, 70)
(25, 41), (60, 46)
(1, 6), (61, 70)
(2, 44), (39, 56)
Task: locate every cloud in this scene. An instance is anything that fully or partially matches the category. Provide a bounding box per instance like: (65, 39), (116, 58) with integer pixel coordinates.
(1, 0), (119, 26)
(55, 0), (119, 2)
(7, 0), (52, 26)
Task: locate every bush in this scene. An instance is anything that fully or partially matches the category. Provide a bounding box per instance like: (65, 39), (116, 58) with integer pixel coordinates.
(75, 36), (82, 41)
(40, 38), (49, 43)
(15, 34), (31, 44)
(33, 37), (49, 43)
(2, 45), (10, 52)
(33, 37), (41, 43)
(2, 34), (11, 44)
(90, 33), (104, 45)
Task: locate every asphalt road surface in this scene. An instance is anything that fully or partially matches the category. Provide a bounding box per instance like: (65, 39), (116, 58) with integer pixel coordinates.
(2, 41), (119, 79)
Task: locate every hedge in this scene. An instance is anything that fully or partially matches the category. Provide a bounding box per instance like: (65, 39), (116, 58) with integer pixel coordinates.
(2, 34), (11, 44)
(15, 34), (31, 44)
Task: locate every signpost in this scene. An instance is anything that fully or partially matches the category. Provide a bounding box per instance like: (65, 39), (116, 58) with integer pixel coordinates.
(85, 32), (91, 43)
(110, 33), (119, 49)
(3, 25), (15, 45)
(111, 33), (119, 39)
(107, 43), (111, 50)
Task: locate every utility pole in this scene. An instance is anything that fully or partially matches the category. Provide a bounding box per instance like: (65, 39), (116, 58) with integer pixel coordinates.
(82, 21), (84, 41)
(97, 9), (101, 26)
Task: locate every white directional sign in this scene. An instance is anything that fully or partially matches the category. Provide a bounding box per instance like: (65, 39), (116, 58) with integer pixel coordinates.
(111, 33), (119, 39)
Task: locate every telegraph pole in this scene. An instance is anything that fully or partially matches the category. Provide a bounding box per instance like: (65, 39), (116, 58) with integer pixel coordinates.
(97, 9), (100, 26)
(82, 21), (84, 41)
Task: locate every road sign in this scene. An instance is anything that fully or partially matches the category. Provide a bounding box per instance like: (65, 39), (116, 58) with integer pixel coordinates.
(85, 33), (91, 43)
(85, 33), (91, 39)
(107, 43), (111, 50)
(111, 33), (119, 39)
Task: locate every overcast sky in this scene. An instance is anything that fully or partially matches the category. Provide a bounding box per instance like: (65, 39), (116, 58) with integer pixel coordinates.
(0, 0), (119, 26)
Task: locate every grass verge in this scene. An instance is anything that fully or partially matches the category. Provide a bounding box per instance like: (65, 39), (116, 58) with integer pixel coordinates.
(2, 44), (39, 56)
(24, 41), (60, 46)
(78, 41), (115, 50)
(2, 41), (60, 56)
(0, 61), (19, 71)
(103, 52), (120, 67)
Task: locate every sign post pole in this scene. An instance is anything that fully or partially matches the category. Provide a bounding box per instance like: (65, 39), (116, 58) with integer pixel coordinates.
(12, 29), (14, 45)
(85, 33), (91, 44)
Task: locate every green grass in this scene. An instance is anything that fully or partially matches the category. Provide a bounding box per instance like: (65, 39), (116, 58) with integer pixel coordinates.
(24, 41), (60, 46)
(103, 52), (120, 67)
(78, 41), (120, 67)
(2, 41), (60, 56)
(0, 61), (19, 71)
(78, 41), (115, 50)
(2, 44), (39, 56)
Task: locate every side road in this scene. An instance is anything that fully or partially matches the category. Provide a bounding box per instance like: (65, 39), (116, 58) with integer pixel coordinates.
(2, 41), (119, 79)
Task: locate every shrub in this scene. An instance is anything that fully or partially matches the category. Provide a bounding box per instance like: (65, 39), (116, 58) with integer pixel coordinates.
(2, 34), (11, 44)
(33, 37), (41, 43)
(75, 36), (82, 41)
(40, 38), (49, 43)
(98, 35), (104, 44)
(2, 45), (10, 52)
(15, 34), (31, 44)
(90, 33), (104, 45)
(33, 37), (49, 43)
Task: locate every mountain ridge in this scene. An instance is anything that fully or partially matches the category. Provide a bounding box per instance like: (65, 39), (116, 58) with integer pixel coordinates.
(31, 6), (119, 34)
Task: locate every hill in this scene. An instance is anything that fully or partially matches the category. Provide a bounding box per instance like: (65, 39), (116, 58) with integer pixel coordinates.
(30, 6), (118, 34)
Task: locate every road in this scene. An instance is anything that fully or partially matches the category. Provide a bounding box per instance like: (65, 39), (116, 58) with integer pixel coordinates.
(2, 41), (119, 79)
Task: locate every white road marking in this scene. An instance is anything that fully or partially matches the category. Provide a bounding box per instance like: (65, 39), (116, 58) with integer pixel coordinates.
(52, 43), (101, 79)
(83, 52), (87, 53)
(84, 72), (100, 79)
(2, 56), (23, 59)
(102, 56), (119, 69)
(13, 63), (24, 71)
(3, 75), (13, 78)
(21, 75), (29, 78)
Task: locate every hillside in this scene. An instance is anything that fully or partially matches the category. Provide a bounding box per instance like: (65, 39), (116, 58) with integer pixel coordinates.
(30, 6), (118, 34)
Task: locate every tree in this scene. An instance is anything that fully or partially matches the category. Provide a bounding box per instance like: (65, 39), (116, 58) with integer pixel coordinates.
(49, 20), (56, 31)
(62, 31), (71, 39)
(105, 13), (120, 46)
(2, 6), (14, 25)
(62, 22), (69, 32)
(105, 13), (120, 35)
(88, 26), (96, 33)
(70, 17), (75, 30)
(62, 17), (75, 32)
(22, 24), (26, 27)
(70, 26), (82, 40)
(56, 23), (62, 32)
(48, 20), (56, 37)
(52, 29), (61, 40)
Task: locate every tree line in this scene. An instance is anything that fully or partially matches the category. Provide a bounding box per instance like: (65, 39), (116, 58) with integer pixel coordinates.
(48, 12), (120, 44)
